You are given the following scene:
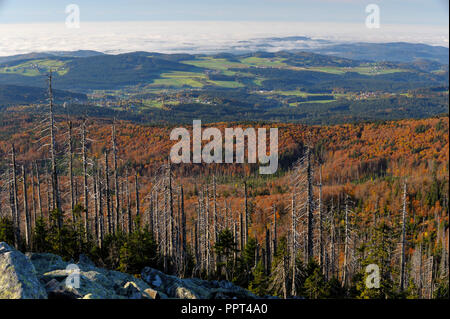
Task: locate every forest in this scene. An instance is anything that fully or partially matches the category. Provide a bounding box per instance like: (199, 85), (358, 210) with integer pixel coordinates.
(0, 76), (448, 299)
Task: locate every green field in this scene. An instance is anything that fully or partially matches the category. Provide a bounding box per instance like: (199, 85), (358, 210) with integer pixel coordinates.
(183, 57), (245, 71)
(0, 59), (69, 76)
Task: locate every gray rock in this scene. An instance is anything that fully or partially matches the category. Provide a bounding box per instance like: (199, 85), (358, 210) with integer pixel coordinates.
(116, 282), (143, 299)
(0, 242), (47, 299)
(45, 279), (82, 299)
(141, 267), (257, 300)
(26, 252), (68, 274)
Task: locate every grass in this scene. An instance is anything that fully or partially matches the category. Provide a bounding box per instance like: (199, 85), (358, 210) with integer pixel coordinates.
(149, 71), (245, 89)
(305, 66), (406, 75)
(240, 57), (288, 68)
(183, 57), (246, 71)
(150, 71), (206, 88)
(0, 59), (68, 76)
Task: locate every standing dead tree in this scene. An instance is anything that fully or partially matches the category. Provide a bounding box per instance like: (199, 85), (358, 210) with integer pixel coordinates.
(47, 72), (61, 221)
(112, 123), (120, 233)
(81, 121), (90, 238)
(21, 165), (31, 248)
(10, 145), (20, 248)
(399, 181), (408, 291)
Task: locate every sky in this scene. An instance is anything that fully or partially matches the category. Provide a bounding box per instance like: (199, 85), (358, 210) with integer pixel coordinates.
(0, 0), (448, 56)
(0, 0), (448, 25)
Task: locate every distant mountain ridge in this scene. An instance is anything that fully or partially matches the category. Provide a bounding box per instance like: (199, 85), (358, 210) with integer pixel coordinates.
(0, 50), (105, 64)
(307, 42), (449, 64)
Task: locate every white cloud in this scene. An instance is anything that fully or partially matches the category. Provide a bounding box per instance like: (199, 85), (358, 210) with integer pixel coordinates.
(0, 21), (448, 57)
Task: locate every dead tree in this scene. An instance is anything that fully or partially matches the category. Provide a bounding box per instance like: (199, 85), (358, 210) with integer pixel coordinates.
(167, 160), (174, 258)
(11, 145), (20, 248)
(112, 124), (120, 232)
(291, 192), (297, 296)
(68, 121), (75, 215)
(34, 162), (43, 219)
(22, 165), (30, 248)
(318, 166), (323, 268)
(97, 164), (104, 247)
(400, 181), (408, 291)
(342, 195), (350, 287)
(180, 185), (186, 276)
(305, 148), (314, 261)
(82, 121), (89, 238)
(30, 163), (37, 229)
(272, 205), (277, 259)
(244, 181), (249, 246)
(134, 170), (140, 230)
(329, 203), (336, 279)
(125, 169), (131, 234)
(48, 72), (61, 217)
(105, 150), (112, 235)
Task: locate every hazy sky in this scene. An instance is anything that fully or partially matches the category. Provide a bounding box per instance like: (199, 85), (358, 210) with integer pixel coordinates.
(0, 0), (448, 56)
(0, 0), (448, 25)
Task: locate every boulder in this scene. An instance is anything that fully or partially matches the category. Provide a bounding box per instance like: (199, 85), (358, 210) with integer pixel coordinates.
(0, 242), (47, 299)
(143, 288), (161, 299)
(116, 282), (143, 299)
(141, 267), (257, 299)
(45, 279), (82, 299)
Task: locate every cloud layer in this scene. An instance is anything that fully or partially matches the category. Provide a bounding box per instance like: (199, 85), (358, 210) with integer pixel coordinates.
(0, 21), (448, 57)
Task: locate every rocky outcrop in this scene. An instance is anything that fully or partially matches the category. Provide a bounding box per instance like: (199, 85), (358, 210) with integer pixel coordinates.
(0, 243), (47, 299)
(0, 242), (259, 299)
(141, 267), (257, 299)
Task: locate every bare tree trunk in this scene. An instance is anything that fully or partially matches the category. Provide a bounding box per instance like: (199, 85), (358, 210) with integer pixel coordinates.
(205, 185), (210, 277)
(30, 163), (37, 229)
(46, 171), (52, 223)
(68, 121), (75, 215)
(318, 166), (323, 268)
(167, 161), (174, 258)
(244, 181), (248, 246)
(330, 204), (336, 279)
(82, 121), (89, 238)
(291, 192), (297, 296)
(400, 181), (408, 291)
(34, 162), (43, 219)
(273, 205), (277, 258)
(282, 255), (289, 299)
(48, 72), (61, 220)
(93, 164), (99, 244)
(154, 190), (159, 241)
(97, 165), (104, 247)
(213, 176), (218, 273)
(112, 124), (120, 233)
(306, 148), (314, 261)
(180, 185), (186, 276)
(22, 166), (30, 248)
(240, 211), (244, 252)
(105, 151), (112, 235)
(134, 170), (140, 230)
(11, 145), (20, 248)
(126, 169), (131, 234)
(342, 195), (349, 287)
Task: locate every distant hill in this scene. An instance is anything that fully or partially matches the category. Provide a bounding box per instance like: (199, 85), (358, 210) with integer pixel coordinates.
(308, 42), (449, 64)
(0, 84), (86, 106)
(0, 50), (104, 64)
(0, 52), (203, 90)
